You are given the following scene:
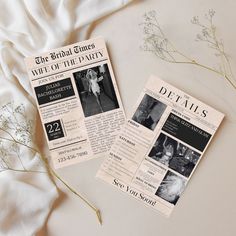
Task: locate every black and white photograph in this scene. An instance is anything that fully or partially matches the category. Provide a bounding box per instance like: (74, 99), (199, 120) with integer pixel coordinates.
(73, 64), (119, 117)
(155, 170), (186, 205)
(148, 133), (200, 177)
(132, 94), (167, 130)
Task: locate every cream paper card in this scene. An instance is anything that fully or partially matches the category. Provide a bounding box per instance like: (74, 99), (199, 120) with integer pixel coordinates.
(97, 75), (224, 217)
(25, 37), (125, 169)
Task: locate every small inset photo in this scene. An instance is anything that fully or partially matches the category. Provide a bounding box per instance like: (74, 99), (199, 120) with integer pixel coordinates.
(148, 133), (200, 177)
(155, 170), (186, 205)
(73, 64), (119, 117)
(132, 94), (167, 131)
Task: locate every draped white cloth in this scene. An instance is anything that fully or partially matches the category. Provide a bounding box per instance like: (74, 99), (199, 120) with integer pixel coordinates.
(0, 1), (132, 235)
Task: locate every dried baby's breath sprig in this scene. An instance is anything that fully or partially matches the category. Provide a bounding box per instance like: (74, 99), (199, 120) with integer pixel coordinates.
(0, 102), (102, 225)
(140, 10), (236, 90)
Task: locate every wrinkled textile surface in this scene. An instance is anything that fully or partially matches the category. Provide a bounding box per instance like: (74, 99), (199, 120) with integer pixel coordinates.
(0, 1), (131, 235)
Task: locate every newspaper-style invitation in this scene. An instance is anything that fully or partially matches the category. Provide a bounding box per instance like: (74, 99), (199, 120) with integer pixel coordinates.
(25, 37), (125, 169)
(97, 75), (224, 216)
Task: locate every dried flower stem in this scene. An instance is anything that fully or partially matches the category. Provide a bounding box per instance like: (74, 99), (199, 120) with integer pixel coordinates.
(141, 10), (236, 90)
(1, 168), (46, 174)
(0, 134), (102, 225)
(0, 103), (102, 225)
(49, 168), (102, 225)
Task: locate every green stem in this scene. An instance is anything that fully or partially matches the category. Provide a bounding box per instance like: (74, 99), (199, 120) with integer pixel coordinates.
(163, 58), (236, 90)
(1, 168), (46, 174)
(0, 134), (102, 225)
(147, 15), (236, 91)
(50, 168), (102, 225)
(190, 61), (236, 90)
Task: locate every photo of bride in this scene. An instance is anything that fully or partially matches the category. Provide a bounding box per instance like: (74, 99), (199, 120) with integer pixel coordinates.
(73, 64), (119, 117)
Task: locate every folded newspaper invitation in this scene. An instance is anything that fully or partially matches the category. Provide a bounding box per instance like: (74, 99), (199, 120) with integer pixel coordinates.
(25, 37), (125, 169)
(97, 75), (224, 216)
